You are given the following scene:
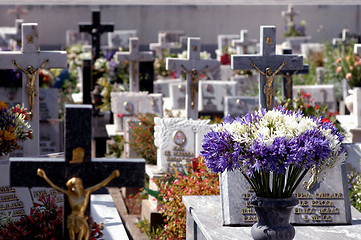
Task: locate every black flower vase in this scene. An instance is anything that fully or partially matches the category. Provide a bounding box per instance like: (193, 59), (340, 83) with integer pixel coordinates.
(249, 195), (299, 240)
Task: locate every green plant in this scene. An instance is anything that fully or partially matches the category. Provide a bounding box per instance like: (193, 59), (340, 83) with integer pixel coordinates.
(348, 171), (361, 212)
(154, 157), (220, 239)
(129, 113), (157, 164)
(0, 194), (104, 240)
(105, 135), (124, 158)
(336, 44), (361, 88)
(136, 219), (164, 239)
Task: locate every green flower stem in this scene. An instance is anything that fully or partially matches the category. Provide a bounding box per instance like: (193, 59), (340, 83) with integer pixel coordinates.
(289, 169), (309, 196)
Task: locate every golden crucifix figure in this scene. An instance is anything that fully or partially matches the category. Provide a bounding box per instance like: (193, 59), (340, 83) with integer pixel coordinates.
(13, 59), (49, 120)
(37, 168), (120, 240)
(251, 61), (287, 110)
(280, 70), (298, 99)
(181, 65), (208, 109)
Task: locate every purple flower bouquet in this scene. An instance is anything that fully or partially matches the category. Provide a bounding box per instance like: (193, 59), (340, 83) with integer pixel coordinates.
(201, 107), (346, 198)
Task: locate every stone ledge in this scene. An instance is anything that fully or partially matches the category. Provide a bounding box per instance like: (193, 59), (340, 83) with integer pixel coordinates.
(183, 195), (361, 240)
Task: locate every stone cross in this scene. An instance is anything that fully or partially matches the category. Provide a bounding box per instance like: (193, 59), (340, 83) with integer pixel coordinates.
(4, 19), (23, 46)
(231, 30), (257, 54)
(150, 32), (176, 60)
(116, 37), (154, 92)
(231, 26), (304, 110)
(79, 9), (114, 60)
(0, 23), (67, 156)
(279, 48), (309, 100)
(10, 105), (145, 240)
(7, 5), (28, 19)
(332, 29), (350, 46)
(166, 37), (220, 119)
(282, 5), (299, 23)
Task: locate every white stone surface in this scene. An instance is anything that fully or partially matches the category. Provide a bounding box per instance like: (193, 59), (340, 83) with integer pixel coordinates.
(354, 87), (361, 127)
(91, 194), (129, 240)
(183, 195), (361, 240)
(198, 80), (237, 112)
(108, 30), (137, 48)
(169, 82), (186, 109)
(232, 30), (257, 54)
(224, 96), (259, 117)
(231, 74), (258, 96)
(153, 78), (182, 98)
(154, 117), (210, 172)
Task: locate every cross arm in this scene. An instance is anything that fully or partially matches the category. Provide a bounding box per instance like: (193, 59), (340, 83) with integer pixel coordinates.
(167, 58), (219, 72)
(79, 23), (93, 33)
(231, 55), (303, 71)
(0, 51), (67, 69)
(98, 24), (114, 34)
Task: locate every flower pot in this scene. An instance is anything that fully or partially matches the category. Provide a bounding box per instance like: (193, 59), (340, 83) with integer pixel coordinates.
(249, 195), (299, 240)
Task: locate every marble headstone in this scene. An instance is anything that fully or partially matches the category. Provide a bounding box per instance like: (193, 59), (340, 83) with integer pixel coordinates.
(224, 96), (259, 118)
(232, 74), (258, 96)
(153, 78), (182, 98)
(169, 82), (186, 110)
(108, 30), (137, 49)
(154, 117), (210, 173)
(198, 80), (237, 113)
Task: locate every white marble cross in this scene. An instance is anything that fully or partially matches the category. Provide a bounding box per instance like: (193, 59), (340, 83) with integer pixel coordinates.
(231, 30), (257, 54)
(332, 29), (350, 45)
(116, 37), (154, 92)
(231, 26), (303, 110)
(0, 23), (67, 156)
(150, 32), (176, 60)
(166, 37), (220, 119)
(282, 5), (299, 23)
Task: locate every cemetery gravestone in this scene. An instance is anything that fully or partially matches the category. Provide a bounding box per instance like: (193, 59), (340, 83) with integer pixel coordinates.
(231, 74), (258, 96)
(10, 105), (145, 239)
(216, 34), (238, 61)
(166, 37), (220, 119)
(65, 30), (91, 46)
(116, 37), (154, 92)
(7, 5), (28, 20)
(231, 30), (257, 54)
(198, 80), (237, 113)
(332, 29), (350, 46)
(153, 78), (182, 98)
(154, 117), (210, 173)
(0, 23), (67, 156)
(231, 25), (303, 110)
(4, 19), (23, 49)
(150, 32), (176, 60)
(224, 96), (259, 118)
(108, 30), (137, 49)
(169, 82), (186, 109)
(79, 9), (114, 60)
(279, 48), (309, 100)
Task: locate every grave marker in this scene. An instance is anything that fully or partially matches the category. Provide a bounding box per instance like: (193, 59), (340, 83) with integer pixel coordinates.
(116, 37), (154, 92)
(7, 5), (28, 19)
(231, 26), (303, 110)
(224, 96), (259, 118)
(0, 23), (67, 156)
(332, 29), (350, 46)
(10, 105), (145, 239)
(108, 30), (137, 49)
(79, 9), (114, 60)
(282, 5), (299, 23)
(231, 30), (257, 54)
(279, 48), (309, 100)
(166, 37), (220, 119)
(150, 32), (176, 60)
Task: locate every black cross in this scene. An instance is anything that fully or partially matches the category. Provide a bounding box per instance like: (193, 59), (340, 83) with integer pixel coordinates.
(10, 105), (145, 240)
(278, 49), (309, 100)
(79, 10), (114, 60)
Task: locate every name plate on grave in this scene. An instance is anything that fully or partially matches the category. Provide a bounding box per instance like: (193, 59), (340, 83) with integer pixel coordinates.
(221, 163), (351, 225)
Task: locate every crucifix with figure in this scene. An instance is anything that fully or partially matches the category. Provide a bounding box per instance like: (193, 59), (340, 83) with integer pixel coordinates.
(10, 105), (145, 240)
(231, 26), (304, 110)
(166, 37), (220, 119)
(0, 23), (67, 156)
(79, 9), (114, 60)
(116, 37), (154, 92)
(278, 48), (309, 100)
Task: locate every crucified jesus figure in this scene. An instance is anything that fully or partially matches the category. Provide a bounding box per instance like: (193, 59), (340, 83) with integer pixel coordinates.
(37, 168), (120, 240)
(280, 70), (298, 99)
(251, 61), (287, 110)
(181, 65), (208, 109)
(13, 59), (49, 120)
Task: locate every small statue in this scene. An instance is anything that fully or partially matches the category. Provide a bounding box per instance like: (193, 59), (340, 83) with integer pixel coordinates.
(37, 168), (120, 240)
(251, 61), (286, 110)
(280, 70), (298, 99)
(181, 65), (208, 109)
(13, 59), (49, 120)
(303, 166), (318, 191)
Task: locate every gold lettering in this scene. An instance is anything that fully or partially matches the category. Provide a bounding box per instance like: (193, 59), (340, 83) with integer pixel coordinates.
(311, 200), (334, 207)
(243, 215), (258, 222)
(311, 215), (332, 222)
(293, 192), (312, 199)
(12, 209), (25, 217)
(318, 208), (339, 214)
(294, 208), (316, 214)
(0, 186), (16, 194)
(299, 200), (308, 207)
(242, 193), (252, 200)
(173, 146), (184, 151)
(241, 208), (256, 215)
(315, 193), (343, 199)
(165, 151), (171, 156)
